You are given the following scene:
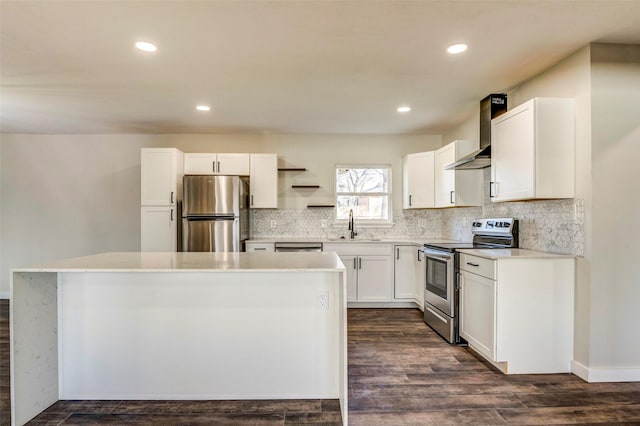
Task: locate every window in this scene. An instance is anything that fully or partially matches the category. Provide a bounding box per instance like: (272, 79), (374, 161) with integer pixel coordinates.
(335, 165), (391, 224)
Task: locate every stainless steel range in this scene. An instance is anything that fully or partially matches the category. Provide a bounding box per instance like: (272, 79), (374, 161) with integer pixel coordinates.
(422, 218), (519, 344)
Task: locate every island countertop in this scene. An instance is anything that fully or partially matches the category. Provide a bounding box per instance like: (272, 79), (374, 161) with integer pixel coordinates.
(14, 251), (346, 273)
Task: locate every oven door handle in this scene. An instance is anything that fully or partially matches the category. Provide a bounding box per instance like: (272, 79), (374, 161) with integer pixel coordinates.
(424, 253), (453, 262)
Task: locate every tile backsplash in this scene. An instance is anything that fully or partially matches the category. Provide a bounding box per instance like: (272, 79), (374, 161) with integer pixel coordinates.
(252, 169), (585, 256)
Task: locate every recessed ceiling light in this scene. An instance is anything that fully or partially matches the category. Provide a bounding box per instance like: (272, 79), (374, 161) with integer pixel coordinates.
(397, 106), (411, 113)
(135, 41), (157, 52)
(196, 105), (211, 112)
(447, 43), (468, 54)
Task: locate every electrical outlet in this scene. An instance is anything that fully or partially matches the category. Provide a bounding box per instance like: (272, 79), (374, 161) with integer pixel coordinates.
(419, 219), (427, 227)
(270, 220), (277, 228)
(321, 219), (328, 228)
(317, 290), (329, 311)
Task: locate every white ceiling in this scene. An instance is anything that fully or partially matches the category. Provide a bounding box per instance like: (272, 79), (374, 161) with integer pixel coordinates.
(2, 0), (640, 135)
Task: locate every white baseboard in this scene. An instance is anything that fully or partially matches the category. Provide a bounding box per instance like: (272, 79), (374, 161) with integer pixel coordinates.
(0, 292), (10, 300)
(571, 360), (640, 382)
(347, 301), (420, 309)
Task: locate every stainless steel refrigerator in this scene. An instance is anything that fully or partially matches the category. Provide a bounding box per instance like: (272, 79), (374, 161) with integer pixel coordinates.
(182, 175), (249, 252)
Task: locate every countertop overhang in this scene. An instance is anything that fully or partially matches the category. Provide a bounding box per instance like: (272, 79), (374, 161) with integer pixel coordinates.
(457, 248), (575, 259)
(14, 251), (346, 273)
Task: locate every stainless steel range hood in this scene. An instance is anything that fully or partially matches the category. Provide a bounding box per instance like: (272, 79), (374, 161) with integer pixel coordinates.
(445, 94), (507, 170)
(445, 146), (491, 170)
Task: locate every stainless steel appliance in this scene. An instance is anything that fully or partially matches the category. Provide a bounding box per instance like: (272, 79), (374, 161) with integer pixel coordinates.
(422, 218), (518, 344)
(182, 175), (249, 252)
(445, 93), (508, 170)
(274, 242), (323, 252)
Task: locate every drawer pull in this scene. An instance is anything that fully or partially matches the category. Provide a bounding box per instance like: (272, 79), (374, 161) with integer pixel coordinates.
(466, 262), (480, 267)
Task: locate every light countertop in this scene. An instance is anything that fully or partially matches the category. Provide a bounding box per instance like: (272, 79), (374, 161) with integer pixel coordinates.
(14, 251), (346, 273)
(247, 237), (464, 245)
(457, 248), (575, 260)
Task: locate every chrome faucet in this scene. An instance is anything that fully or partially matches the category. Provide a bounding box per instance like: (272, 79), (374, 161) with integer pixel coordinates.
(348, 209), (357, 239)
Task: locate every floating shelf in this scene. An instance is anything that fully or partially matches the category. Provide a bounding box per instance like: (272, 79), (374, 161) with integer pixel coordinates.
(278, 168), (307, 172)
(292, 185), (320, 189)
(307, 204), (335, 208)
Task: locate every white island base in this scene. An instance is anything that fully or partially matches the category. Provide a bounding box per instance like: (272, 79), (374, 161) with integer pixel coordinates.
(11, 252), (347, 426)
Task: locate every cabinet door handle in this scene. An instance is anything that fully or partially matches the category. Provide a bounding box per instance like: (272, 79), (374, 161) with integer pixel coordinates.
(450, 191), (455, 204)
(489, 181), (495, 198)
(213, 161), (216, 173)
(409, 194), (412, 206)
(250, 195), (254, 206)
(170, 191), (174, 204)
(396, 248), (400, 260)
(254, 247), (266, 251)
(417, 249), (422, 261)
(466, 262), (479, 267)
(353, 258), (357, 270)
(217, 161), (221, 173)
(170, 208), (174, 221)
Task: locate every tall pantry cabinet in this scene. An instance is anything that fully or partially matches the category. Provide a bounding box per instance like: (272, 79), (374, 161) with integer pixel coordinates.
(140, 148), (184, 251)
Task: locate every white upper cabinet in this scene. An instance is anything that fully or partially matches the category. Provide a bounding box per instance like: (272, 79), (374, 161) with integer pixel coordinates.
(434, 140), (482, 208)
(249, 154), (278, 208)
(491, 98), (575, 202)
(184, 153), (250, 175)
(403, 152), (435, 209)
(141, 148), (184, 206)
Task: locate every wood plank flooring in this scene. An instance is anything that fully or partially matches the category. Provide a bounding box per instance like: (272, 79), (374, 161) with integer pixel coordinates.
(347, 308), (640, 425)
(2, 300), (640, 425)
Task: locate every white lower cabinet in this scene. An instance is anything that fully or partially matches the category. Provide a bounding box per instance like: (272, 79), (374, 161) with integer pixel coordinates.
(357, 256), (393, 302)
(141, 206), (178, 251)
(245, 242), (274, 252)
(325, 243), (392, 303)
(339, 255), (359, 302)
(393, 245), (425, 308)
(338, 254), (392, 302)
(459, 252), (575, 374)
(459, 270), (496, 360)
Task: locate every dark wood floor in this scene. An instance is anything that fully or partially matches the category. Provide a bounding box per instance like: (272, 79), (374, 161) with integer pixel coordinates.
(347, 308), (640, 425)
(2, 300), (640, 425)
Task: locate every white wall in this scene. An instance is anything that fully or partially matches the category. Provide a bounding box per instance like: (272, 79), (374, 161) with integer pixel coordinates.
(443, 43), (640, 378)
(507, 46), (593, 368)
(0, 133), (439, 295)
(589, 43), (640, 369)
(0, 137), (2, 297)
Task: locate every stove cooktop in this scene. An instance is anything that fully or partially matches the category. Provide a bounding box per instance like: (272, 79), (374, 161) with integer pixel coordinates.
(423, 242), (475, 252)
(423, 218), (519, 252)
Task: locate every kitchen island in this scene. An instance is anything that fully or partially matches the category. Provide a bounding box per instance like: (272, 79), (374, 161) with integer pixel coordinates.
(10, 252), (347, 426)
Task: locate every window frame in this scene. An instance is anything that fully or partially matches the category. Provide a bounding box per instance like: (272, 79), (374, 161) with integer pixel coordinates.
(334, 163), (393, 227)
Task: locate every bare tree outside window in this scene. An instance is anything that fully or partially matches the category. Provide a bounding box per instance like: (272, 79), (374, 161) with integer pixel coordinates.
(336, 166), (391, 222)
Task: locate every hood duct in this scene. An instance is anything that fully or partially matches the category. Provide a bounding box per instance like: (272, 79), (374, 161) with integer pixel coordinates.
(446, 93), (507, 170)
